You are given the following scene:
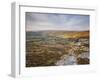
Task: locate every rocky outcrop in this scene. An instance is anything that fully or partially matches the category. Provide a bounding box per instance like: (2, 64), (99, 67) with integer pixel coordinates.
(55, 55), (77, 65)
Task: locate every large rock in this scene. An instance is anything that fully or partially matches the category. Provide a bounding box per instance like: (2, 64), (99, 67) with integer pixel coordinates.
(55, 55), (77, 65)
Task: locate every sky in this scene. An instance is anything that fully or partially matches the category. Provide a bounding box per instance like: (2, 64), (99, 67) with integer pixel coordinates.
(26, 12), (89, 31)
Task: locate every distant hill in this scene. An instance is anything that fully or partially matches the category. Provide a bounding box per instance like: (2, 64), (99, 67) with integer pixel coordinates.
(26, 30), (89, 39)
(39, 30), (89, 39)
(54, 31), (89, 39)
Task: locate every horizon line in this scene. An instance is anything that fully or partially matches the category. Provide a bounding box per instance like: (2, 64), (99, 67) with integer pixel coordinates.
(26, 30), (89, 32)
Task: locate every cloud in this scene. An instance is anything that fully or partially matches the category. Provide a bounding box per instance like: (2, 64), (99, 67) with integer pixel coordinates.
(26, 12), (89, 31)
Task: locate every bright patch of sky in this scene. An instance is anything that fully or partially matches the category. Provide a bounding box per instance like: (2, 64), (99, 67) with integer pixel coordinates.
(26, 12), (89, 31)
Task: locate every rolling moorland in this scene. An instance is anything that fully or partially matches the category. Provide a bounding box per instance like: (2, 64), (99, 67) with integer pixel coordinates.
(26, 30), (89, 67)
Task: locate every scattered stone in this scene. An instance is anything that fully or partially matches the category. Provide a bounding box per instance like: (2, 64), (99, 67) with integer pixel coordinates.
(78, 52), (89, 58)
